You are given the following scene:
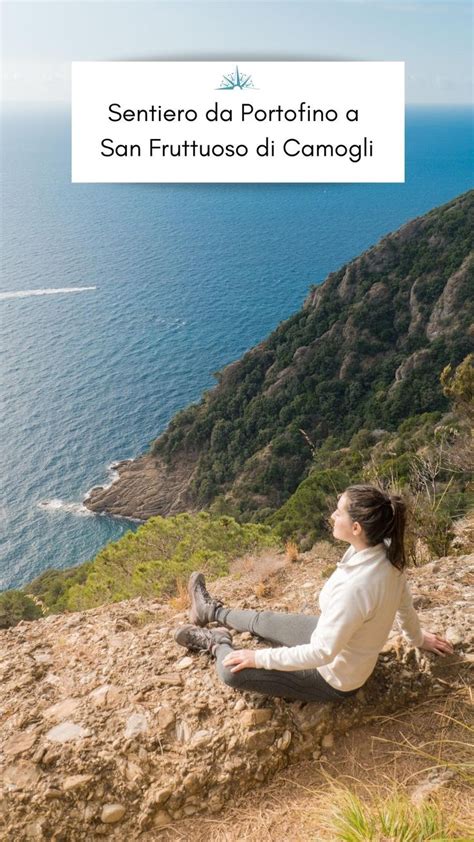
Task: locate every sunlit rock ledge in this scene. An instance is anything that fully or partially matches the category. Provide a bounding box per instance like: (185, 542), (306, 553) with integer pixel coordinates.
(1, 552), (472, 839)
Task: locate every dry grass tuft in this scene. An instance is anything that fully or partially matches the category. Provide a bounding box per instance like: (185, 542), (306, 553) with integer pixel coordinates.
(168, 576), (190, 611)
(253, 580), (272, 599)
(285, 540), (300, 563)
(308, 779), (466, 841)
(241, 555), (255, 574)
(231, 552), (287, 587)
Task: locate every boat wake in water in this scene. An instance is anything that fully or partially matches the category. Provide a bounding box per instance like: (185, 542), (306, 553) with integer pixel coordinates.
(0, 286), (96, 301)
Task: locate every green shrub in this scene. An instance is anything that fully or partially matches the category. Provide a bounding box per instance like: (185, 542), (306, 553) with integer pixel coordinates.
(26, 561), (93, 613)
(0, 590), (42, 629)
(64, 512), (280, 611)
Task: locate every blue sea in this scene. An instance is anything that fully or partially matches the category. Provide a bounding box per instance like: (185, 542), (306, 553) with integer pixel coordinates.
(1, 105), (472, 591)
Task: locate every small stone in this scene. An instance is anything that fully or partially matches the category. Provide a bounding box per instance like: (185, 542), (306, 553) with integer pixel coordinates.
(89, 684), (121, 708)
(101, 803), (126, 824)
(240, 728), (276, 751)
(183, 772), (200, 793)
(155, 673), (183, 686)
(241, 708), (273, 727)
(153, 809), (171, 827)
(3, 761), (41, 789)
(293, 705), (328, 732)
(190, 728), (213, 747)
(322, 733), (334, 748)
(32, 746), (47, 764)
(276, 730), (292, 751)
(157, 705), (175, 729)
(124, 712), (148, 738)
(44, 788), (63, 800)
(114, 618), (132, 632)
(208, 795), (224, 813)
(175, 720), (192, 743)
(234, 699), (246, 712)
(149, 786), (172, 806)
(3, 731), (37, 758)
(24, 819), (47, 839)
(176, 656), (193, 670)
(33, 644), (53, 664)
(445, 626), (463, 646)
(411, 770), (455, 806)
(89, 686), (108, 707)
(83, 804), (96, 822)
(46, 722), (89, 743)
(125, 761), (143, 783)
(43, 699), (80, 721)
(63, 774), (93, 792)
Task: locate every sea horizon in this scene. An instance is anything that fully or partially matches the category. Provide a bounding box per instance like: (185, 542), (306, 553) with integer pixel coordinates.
(1, 104), (473, 591)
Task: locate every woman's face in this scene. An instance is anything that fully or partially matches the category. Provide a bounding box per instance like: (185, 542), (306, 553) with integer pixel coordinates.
(331, 492), (360, 543)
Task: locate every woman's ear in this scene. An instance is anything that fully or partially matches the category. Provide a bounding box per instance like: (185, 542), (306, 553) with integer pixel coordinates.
(352, 520), (362, 536)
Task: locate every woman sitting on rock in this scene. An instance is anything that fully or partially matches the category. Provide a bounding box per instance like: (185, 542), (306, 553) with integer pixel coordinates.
(174, 484), (454, 702)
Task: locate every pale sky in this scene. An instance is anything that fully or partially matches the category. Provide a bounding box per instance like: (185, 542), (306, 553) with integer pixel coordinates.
(1, 1), (473, 104)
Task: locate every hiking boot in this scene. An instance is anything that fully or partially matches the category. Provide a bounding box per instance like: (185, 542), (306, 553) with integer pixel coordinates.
(188, 571), (225, 627)
(174, 623), (232, 655)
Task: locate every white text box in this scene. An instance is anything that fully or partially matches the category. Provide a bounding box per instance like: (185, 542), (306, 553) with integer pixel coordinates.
(71, 61), (405, 183)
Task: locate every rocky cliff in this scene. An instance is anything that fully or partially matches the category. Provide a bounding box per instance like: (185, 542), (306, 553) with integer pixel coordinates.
(2, 548), (472, 840)
(84, 190), (474, 521)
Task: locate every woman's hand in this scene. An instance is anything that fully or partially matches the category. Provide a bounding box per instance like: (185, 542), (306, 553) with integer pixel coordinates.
(420, 630), (455, 657)
(222, 649), (257, 673)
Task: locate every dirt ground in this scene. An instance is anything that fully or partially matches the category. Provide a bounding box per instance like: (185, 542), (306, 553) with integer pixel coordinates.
(156, 686), (473, 841)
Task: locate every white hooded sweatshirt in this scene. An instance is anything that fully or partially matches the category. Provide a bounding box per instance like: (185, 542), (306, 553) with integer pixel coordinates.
(253, 542), (424, 691)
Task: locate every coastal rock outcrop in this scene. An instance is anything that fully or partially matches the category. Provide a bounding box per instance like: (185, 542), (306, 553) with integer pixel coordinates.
(84, 452), (200, 520)
(1, 550), (472, 840)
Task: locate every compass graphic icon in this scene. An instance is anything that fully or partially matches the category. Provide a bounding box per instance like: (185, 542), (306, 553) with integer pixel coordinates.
(216, 65), (257, 90)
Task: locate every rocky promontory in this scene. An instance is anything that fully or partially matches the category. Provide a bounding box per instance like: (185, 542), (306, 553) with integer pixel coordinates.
(2, 547), (472, 840)
(83, 453), (200, 521)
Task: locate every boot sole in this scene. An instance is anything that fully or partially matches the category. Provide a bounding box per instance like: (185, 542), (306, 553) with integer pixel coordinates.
(188, 571), (207, 627)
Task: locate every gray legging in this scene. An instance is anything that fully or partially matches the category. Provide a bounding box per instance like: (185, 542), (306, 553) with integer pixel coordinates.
(213, 606), (361, 702)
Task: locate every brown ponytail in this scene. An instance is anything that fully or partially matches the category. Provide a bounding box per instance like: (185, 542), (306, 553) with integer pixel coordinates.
(345, 484), (407, 571)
